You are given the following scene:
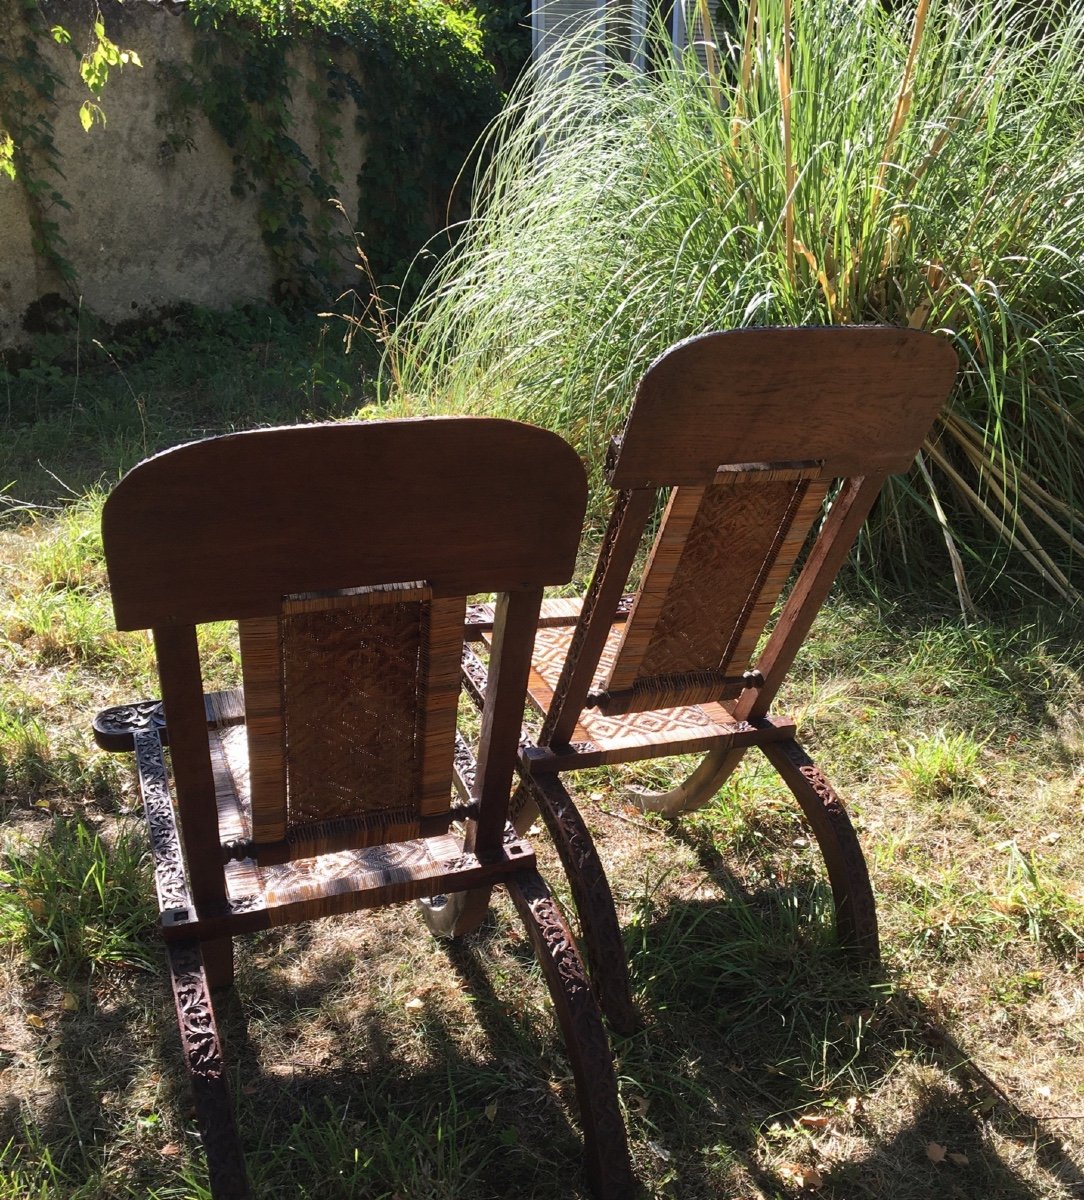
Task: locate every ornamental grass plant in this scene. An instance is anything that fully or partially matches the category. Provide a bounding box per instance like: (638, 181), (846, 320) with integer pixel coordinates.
(385, 0), (1084, 608)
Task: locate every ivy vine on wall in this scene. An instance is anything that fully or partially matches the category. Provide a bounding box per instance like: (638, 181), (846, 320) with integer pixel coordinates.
(0, 0), (141, 285)
(1, 0), (522, 309)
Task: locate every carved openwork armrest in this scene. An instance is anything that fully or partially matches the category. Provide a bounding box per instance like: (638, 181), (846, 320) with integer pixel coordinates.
(93, 688), (245, 752)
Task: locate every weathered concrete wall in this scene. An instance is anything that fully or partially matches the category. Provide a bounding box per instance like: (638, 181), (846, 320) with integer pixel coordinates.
(0, 2), (366, 348)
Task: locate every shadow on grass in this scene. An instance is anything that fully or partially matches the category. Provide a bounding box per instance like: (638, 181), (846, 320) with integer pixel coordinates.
(4, 859), (1081, 1198)
(617, 884), (1084, 1200)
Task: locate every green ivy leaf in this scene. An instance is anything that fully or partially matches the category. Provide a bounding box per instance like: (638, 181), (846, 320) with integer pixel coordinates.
(78, 101), (105, 132)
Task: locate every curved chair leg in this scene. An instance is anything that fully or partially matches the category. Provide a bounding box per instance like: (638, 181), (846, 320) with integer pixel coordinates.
(506, 871), (636, 1200)
(418, 885), (494, 939)
(519, 775), (640, 1036)
(167, 941), (251, 1199)
(625, 746), (747, 816)
(761, 739), (880, 966)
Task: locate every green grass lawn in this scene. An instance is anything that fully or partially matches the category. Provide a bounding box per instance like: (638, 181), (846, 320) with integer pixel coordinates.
(1, 312), (1082, 1198)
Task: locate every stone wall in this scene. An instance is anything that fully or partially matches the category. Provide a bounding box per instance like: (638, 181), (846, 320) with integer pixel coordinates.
(0, 1), (432, 349)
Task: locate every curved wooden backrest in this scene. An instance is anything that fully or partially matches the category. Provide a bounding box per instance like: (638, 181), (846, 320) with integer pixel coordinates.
(540, 327), (959, 745)
(104, 417), (588, 629)
(608, 327), (959, 488)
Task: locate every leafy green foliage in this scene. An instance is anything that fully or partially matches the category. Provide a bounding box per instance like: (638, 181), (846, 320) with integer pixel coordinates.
(77, 15), (142, 132)
(0, 4), (140, 273)
(2, 0), (506, 303)
(162, 0), (505, 295)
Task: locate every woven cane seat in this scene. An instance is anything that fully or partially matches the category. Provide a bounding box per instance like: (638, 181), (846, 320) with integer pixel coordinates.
(527, 620), (744, 753)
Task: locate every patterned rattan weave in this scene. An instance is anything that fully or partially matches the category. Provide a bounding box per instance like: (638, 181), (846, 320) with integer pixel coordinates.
(282, 601), (424, 824)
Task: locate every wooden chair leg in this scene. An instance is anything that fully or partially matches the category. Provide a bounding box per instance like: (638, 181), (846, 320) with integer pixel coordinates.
(625, 746), (747, 816)
(761, 739), (880, 966)
(166, 942), (251, 1199)
(519, 776), (640, 1036)
(505, 871), (636, 1200)
(201, 936), (235, 990)
(418, 885), (494, 939)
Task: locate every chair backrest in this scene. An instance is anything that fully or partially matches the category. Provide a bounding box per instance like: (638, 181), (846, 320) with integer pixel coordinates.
(542, 327), (957, 744)
(103, 418), (587, 878)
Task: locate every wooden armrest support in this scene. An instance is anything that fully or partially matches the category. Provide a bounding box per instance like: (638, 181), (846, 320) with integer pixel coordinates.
(465, 595), (635, 639)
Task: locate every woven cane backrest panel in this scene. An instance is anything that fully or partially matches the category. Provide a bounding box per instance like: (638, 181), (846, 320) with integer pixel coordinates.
(238, 592), (465, 845)
(283, 603), (422, 825)
(604, 475), (829, 701)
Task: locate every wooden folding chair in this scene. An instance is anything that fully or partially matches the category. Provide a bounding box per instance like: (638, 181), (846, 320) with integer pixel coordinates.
(448, 327), (958, 1033)
(92, 418), (634, 1199)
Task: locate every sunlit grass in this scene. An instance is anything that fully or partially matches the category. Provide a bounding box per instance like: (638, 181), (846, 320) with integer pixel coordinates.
(0, 819), (155, 980)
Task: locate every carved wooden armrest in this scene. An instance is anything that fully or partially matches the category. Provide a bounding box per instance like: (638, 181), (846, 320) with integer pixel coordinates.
(93, 688), (245, 751)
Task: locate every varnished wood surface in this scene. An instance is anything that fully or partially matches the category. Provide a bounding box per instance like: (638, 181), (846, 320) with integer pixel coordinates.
(514, 327), (957, 1007)
(98, 416), (636, 1198)
(104, 418), (587, 629)
(609, 327), (958, 486)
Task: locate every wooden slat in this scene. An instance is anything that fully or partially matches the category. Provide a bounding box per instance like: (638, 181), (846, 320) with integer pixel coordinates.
(465, 595), (633, 638)
(237, 616), (287, 844)
(605, 485), (706, 691)
(609, 327), (959, 486)
(522, 715), (797, 773)
(720, 478), (830, 676)
(417, 596), (468, 815)
(543, 488), (656, 747)
(282, 581), (431, 615)
(467, 588), (545, 863)
(153, 625), (228, 911)
(711, 460), (823, 485)
(734, 474), (889, 721)
(205, 688), (245, 728)
(164, 832), (537, 938)
(208, 726), (250, 846)
(587, 668), (755, 715)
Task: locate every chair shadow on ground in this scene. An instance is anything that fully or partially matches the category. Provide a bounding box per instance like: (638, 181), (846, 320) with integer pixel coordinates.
(610, 813), (1084, 1200)
(11, 860), (1083, 1199)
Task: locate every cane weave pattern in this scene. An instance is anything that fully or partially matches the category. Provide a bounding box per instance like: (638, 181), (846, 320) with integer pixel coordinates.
(282, 603), (422, 825)
(517, 622), (741, 754)
(605, 476), (829, 702)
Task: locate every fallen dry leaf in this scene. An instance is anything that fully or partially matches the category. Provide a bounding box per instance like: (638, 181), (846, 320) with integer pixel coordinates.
(927, 1141), (948, 1163)
(484, 1102), (498, 1121)
(779, 1162), (823, 1189)
(160, 1143), (181, 1157)
(25, 1014), (45, 1031)
(404, 997), (425, 1011)
(948, 1152), (970, 1166)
